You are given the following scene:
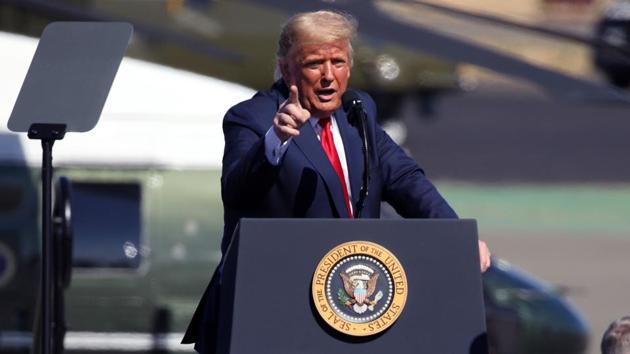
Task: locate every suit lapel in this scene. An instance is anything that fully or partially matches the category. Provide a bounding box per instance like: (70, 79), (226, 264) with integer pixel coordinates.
(293, 123), (350, 218)
(335, 107), (364, 213)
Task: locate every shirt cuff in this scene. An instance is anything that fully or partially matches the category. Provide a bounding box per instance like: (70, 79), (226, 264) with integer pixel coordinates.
(264, 127), (291, 166)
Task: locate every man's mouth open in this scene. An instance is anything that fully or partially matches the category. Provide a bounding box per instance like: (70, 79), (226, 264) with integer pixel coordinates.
(316, 88), (336, 101)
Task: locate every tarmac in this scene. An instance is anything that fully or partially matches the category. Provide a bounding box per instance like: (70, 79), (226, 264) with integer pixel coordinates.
(401, 71), (630, 354)
(483, 231), (630, 354)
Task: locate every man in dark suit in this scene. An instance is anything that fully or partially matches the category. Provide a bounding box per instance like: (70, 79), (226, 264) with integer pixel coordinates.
(183, 10), (491, 354)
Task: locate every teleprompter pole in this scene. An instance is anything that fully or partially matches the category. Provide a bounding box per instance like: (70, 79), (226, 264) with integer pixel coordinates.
(28, 123), (66, 354)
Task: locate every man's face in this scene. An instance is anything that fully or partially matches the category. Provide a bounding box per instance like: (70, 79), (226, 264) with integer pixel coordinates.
(281, 39), (351, 118)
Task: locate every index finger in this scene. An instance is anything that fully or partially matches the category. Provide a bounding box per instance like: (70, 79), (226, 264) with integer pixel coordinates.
(288, 85), (301, 106)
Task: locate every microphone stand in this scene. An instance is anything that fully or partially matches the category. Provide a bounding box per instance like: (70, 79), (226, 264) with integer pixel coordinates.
(353, 106), (369, 218)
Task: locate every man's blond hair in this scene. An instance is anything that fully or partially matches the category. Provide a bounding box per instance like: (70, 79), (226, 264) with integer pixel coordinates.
(274, 10), (357, 80)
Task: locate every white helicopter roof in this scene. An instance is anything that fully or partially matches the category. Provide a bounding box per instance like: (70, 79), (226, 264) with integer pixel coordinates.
(0, 31), (256, 169)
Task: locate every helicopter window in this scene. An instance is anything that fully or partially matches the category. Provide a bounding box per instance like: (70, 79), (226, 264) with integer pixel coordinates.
(71, 182), (142, 269)
(0, 184), (23, 214)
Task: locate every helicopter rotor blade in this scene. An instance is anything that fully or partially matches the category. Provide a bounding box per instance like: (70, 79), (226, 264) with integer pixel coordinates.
(249, 0), (630, 103)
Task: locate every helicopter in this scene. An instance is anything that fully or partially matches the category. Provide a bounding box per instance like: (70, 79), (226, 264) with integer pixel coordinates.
(1, 27), (589, 354)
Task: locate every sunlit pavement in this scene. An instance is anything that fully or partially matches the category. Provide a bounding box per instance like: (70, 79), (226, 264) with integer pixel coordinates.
(401, 72), (630, 354)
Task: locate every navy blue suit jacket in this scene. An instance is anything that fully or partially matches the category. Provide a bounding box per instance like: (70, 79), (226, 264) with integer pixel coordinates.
(183, 80), (457, 353)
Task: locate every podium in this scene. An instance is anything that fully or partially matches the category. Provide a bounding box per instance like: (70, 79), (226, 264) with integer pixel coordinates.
(216, 219), (487, 354)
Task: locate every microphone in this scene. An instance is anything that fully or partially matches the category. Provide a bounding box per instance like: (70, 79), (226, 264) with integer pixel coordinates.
(342, 90), (364, 126)
(342, 90), (369, 218)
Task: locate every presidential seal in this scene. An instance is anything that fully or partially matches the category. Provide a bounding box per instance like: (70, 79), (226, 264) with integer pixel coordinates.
(311, 241), (408, 336)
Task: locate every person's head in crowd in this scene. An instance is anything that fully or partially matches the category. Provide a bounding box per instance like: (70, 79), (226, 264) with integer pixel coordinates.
(602, 316), (630, 354)
(275, 10), (358, 118)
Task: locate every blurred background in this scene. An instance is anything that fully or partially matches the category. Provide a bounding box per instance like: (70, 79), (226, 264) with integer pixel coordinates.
(1, 1), (629, 354)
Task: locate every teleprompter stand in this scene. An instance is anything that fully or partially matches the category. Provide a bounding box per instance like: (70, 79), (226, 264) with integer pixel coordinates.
(7, 22), (132, 354)
(28, 124), (67, 354)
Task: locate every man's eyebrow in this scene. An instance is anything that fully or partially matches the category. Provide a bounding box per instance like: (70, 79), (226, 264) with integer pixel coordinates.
(301, 54), (347, 62)
(301, 56), (324, 64)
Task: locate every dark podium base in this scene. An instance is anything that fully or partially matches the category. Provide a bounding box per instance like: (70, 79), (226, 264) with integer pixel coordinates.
(217, 219), (487, 354)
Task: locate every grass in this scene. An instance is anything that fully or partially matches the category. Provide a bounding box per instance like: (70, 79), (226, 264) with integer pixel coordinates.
(436, 182), (630, 236)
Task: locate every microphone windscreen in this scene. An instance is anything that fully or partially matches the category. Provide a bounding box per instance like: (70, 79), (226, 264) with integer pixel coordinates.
(342, 90), (361, 112)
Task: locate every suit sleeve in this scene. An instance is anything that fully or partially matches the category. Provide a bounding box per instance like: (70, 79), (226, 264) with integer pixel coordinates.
(221, 101), (280, 209)
(364, 96), (458, 219)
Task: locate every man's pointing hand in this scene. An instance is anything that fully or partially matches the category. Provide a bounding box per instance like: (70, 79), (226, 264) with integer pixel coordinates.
(273, 85), (311, 142)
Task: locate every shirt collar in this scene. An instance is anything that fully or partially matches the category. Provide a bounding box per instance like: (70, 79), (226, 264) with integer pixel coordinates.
(309, 114), (335, 129)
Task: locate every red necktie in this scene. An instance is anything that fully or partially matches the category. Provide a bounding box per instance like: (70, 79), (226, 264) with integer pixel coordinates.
(318, 118), (353, 218)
